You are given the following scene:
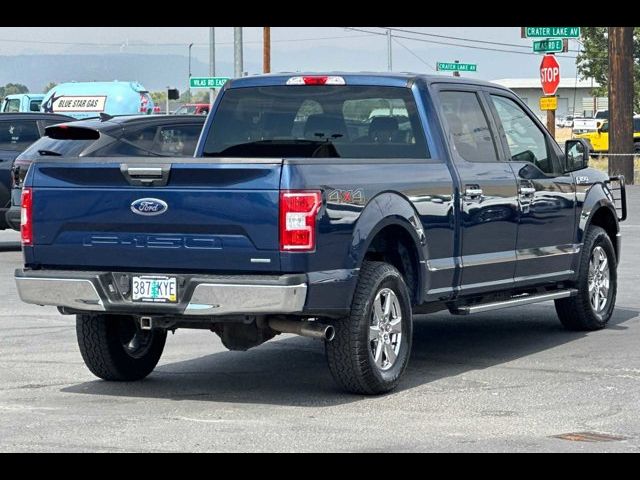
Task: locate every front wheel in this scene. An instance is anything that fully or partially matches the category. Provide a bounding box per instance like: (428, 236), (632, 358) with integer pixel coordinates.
(326, 261), (413, 395)
(555, 226), (617, 331)
(76, 314), (167, 381)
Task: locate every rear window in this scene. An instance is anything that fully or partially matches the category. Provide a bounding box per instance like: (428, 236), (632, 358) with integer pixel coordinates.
(0, 120), (40, 151)
(203, 85), (429, 159)
(95, 123), (202, 157)
(18, 135), (94, 158)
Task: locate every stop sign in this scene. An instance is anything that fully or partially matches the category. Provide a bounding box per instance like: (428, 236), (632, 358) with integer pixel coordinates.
(540, 54), (560, 96)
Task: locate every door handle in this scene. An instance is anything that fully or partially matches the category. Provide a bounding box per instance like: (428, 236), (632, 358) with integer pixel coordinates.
(464, 186), (483, 200)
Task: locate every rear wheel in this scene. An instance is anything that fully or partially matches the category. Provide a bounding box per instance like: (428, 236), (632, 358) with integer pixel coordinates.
(326, 261), (412, 394)
(555, 226), (617, 331)
(76, 314), (166, 381)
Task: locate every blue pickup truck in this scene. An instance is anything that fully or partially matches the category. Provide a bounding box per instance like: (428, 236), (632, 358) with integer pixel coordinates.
(15, 73), (627, 394)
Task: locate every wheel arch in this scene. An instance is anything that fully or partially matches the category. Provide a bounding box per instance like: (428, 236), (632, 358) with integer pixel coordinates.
(578, 184), (620, 263)
(350, 192), (427, 305)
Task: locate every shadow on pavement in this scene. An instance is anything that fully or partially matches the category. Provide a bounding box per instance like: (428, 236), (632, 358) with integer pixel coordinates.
(61, 304), (639, 407)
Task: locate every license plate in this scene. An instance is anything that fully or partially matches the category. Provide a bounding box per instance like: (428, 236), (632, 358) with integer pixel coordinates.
(132, 276), (177, 303)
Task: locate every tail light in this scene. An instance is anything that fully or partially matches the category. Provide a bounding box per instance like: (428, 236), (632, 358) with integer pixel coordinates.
(279, 190), (322, 252)
(21, 188), (33, 246)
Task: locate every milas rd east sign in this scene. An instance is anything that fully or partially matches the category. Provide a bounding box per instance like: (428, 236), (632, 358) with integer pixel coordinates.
(190, 77), (229, 89)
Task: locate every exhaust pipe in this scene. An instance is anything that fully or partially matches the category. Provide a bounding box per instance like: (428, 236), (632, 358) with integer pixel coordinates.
(268, 319), (335, 341)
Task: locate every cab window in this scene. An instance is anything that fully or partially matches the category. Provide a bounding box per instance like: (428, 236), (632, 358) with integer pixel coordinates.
(490, 95), (553, 174)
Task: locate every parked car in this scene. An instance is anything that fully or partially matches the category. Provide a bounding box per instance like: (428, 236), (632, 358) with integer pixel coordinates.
(1, 94), (45, 113)
(5, 114), (205, 230)
(0, 112), (75, 229)
(41, 81), (155, 119)
(173, 103), (210, 115)
(15, 73), (626, 394)
(575, 115), (640, 153)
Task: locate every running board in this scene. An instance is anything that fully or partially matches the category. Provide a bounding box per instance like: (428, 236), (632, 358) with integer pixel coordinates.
(451, 289), (577, 315)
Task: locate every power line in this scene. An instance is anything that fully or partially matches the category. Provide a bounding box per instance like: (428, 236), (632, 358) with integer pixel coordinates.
(383, 27), (583, 54)
(346, 27), (579, 59)
(391, 37), (437, 72)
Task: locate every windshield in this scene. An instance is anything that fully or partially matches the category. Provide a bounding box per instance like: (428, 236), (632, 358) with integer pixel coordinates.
(175, 105), (197, 114)
(203, 85), (429, 159)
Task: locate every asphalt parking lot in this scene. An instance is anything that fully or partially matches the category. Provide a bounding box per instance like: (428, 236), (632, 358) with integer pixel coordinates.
(0, 188), (639, 452)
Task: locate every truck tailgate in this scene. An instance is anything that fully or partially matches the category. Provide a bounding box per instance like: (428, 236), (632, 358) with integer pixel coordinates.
(26, 159), (283, 272)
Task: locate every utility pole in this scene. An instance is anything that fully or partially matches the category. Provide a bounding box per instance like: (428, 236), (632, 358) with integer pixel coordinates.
(209, 27), (215, 103)
(263, 27), (271, 73)
(234, 27), (244, 78)
(188, 42), (193, 100)
(387, 29), (392, 71)
(608, 27), (635, 183)
(453, 60), (460, 78)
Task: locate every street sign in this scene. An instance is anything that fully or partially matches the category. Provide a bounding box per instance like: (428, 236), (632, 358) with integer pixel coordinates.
(533, 38), (567, 53)
(523, 27), (581, 38)
(539, 96), (558, 111)
(190, 77), (229, 89)
(436, 62), (477, 72)
(540, 54), (561, 96)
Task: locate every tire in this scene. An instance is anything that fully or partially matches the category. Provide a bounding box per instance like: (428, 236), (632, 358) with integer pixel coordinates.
(76, 314), (167, 381)
(555, 226), (617, 331)
(326, 261), (413, 395)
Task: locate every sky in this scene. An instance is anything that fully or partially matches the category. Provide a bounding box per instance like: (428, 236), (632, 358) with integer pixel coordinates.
(0, 27), (582, 81)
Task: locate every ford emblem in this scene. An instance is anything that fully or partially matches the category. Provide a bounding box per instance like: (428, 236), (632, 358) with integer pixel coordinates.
(131, 198), (168, 216)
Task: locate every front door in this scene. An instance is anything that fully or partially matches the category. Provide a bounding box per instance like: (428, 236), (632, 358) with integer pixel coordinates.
(486, 92), (577, 285)
(436, 88), (519, 296)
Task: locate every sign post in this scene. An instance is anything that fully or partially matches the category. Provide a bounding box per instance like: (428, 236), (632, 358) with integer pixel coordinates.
(540, 54), (561, 137)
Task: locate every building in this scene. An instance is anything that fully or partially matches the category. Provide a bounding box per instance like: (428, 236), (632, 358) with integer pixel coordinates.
(490, 78), (605, 121)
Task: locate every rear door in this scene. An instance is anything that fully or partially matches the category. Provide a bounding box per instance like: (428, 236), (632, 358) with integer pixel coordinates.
(435, 86), (519, 295)
(484, 90), (577, 284)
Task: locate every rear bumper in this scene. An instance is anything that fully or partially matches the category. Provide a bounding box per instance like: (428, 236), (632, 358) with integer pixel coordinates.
(15, 269), (307, 316)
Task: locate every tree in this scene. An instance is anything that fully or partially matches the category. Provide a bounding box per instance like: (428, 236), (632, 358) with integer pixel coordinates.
(150, 91), (166, 106)
(43, 82), (57, 93)
(577, 27), (640, 111)
(0, 82), (29, 103)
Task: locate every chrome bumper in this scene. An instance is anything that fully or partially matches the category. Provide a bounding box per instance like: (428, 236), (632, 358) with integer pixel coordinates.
(15, 269), (307, 316)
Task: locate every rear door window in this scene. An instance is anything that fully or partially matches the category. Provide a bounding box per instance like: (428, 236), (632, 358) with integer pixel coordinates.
(0, 120), (40, 151)
(203, 85), (429, 159)
(438, 91), (500, 163)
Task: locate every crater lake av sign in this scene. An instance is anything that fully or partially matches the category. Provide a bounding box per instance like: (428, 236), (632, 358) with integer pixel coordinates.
(524, 27), (580, 38)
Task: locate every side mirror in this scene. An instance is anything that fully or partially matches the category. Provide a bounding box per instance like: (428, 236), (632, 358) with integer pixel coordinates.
(564, 138), (590, 172)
